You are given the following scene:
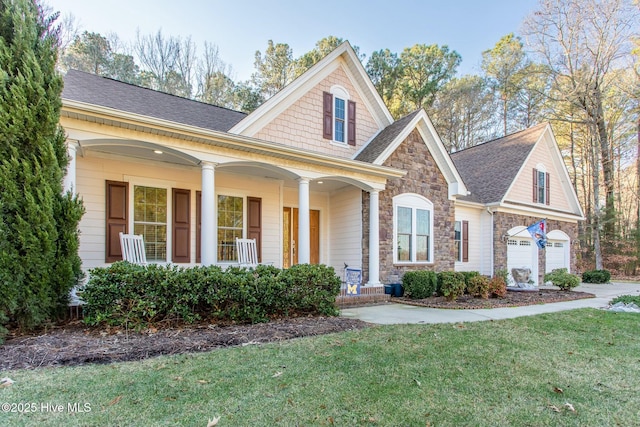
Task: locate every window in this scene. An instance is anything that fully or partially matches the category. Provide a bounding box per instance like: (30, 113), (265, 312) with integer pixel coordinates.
(394, 194), (433, 263)
(218, 195), (243, 262)
(323, 87), (356, 145)
(455, 220), (469, 262)
(533, 167), (550, 205)
(334, 97), (346, 142)
(133, 185), (167, 261)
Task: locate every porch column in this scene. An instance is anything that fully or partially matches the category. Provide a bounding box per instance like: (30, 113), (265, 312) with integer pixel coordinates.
(367, 190), (381, 286)
(63, 141), (77, 194)
(297, 178), (310, 264)
(201, 162), (217, 266)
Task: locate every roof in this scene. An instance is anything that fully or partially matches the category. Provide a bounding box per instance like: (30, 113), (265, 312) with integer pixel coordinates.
(450, 123), (547, 204)
(62, 69), (247, 132)
(355, 110), (421, 163)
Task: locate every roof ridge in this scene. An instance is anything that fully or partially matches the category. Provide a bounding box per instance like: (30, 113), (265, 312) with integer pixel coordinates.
(451, 122), (547, 156)
(64, 69), (247, 116)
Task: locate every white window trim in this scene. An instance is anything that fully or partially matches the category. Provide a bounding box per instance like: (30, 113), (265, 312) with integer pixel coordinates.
(535, 163), (547, 205)
(125, 176), (175, 264)
(330, 85), (349, 145)
(454, 220), (462, 262)
(393, 193), (434, 264)
(215, 191), (250, 266)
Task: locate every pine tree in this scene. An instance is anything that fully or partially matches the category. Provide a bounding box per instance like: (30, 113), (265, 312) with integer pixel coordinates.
(0, 0), (84, 339)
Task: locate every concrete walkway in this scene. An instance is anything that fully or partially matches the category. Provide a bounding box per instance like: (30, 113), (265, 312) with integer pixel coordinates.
(340, 282), (640, 325)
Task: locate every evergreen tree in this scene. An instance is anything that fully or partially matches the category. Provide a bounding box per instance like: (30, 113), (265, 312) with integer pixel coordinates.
(0, 0), (84, 339)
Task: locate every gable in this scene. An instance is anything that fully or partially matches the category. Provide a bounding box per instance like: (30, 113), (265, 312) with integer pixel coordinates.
(504, 127), (581, 216)
(251, 66), (380, 158)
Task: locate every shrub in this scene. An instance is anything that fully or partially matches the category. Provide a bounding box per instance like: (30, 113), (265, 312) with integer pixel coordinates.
(402, 271), (437, 299)
(544, 268), (581, 291)
(611, 295), (640, 306)
(437, 271), (466, 301)
(467, 275), (490, 299)
(459, 271), (480, 294)
(81, 262), (341, 328)
(582, 269), (611, 284)
(488, 276), (507, 298)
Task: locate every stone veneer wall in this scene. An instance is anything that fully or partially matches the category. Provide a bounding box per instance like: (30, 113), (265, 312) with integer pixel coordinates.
(493, 212), (579, 283)
(362, 129), (455, 284)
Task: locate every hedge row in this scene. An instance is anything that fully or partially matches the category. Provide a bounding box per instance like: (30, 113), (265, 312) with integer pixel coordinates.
(81, 262), (341, 328)
(401, 270), (507, 301)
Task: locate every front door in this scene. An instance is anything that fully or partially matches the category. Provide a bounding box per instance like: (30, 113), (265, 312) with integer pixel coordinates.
(283, 207), (319, 267)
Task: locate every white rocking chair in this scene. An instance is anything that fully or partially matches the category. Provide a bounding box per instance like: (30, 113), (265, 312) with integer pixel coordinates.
(119, 232), (148, 266)
(235, 238), (259, 268)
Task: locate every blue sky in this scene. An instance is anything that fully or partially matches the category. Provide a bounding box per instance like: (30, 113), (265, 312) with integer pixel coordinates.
(46, 0), (540, 81)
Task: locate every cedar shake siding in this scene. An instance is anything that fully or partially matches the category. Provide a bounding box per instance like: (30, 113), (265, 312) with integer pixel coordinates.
(362, 129), (455, 284)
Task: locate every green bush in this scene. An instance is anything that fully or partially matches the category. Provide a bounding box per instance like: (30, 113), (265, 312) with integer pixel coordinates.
(459, 271), (480, 294)
(81, 262), (341, 328)
(582, 269), (611, 284)
(437, 271), (466, 301)
(402, 271), (437, 299)
(611, 295), (640, 306)
(544, 268), (581, 291)
(467, 275), (490, 299)
(488, 276), (507, 298)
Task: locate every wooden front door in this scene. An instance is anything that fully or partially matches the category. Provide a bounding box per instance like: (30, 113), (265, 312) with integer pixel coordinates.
(283, 207), (319, 267)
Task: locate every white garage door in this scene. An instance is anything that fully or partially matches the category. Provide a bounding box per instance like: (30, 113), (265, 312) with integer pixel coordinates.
(507, 238), (537, 286)
(546, 240), (569, 273)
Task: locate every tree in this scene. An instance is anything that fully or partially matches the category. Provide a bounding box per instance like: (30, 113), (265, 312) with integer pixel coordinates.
(0, 0), (84, 338)
(366, 49), (402, 112)
(134, 29), (194, 97)
(429, 75), (497, 152)
(252, 40), (294, 99)
(481, 34), (528, 136)
(398, 44), (461, 113)
(60, 31), (139, 83)
(524, 0), (640, 267)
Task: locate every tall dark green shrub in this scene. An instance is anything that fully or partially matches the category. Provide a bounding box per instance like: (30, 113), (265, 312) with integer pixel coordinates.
(402, 271), (437, 299)
(0, 0), (84, 339)
(582, 269), (611, 284)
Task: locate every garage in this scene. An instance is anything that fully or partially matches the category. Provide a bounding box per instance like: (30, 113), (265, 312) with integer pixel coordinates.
(506, 227), (538, 287)
(545, 230), (571, 273)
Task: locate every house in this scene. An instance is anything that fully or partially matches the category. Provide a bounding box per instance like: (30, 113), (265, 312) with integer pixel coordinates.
(450, 123), (584, 286)
(60, 41), (583, 295)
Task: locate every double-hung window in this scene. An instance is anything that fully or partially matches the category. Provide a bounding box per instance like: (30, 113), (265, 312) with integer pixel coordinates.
(133, 185), (167, 262)
(323, 86), (356, 146)
(533, 166), (550, 205)
(454, 220), (469, 262)
(217, 195), (243, 262)
(334, 97), (346, 142)
(394, 194), (433, 263)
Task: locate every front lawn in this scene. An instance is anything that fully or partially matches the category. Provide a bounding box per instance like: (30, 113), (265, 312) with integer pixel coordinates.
(1, 309), (638, 426)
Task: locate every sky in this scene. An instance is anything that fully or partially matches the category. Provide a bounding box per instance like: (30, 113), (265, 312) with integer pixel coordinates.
(45, 0), (541, 82)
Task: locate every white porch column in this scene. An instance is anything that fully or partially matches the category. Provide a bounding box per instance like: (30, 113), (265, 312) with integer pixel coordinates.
(201, 162), (217, 265)
(63, 141), (77, 194)
(297, 178), (310, 264)
(367, 190), (381, 286)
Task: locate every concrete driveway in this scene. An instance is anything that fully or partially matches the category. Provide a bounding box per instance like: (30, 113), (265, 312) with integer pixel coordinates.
(340, 282), (640, 325)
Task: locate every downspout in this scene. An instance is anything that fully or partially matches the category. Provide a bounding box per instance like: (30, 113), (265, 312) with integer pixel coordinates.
(487, 207), (494, 277)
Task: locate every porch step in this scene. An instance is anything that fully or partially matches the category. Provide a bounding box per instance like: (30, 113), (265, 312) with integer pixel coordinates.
(335, 285), (390, 308)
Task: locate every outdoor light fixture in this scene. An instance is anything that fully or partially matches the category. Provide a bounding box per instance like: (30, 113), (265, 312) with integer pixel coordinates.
(153, 150), (163, 154)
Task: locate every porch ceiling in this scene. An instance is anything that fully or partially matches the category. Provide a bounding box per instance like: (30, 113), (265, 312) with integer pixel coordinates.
(78, 139), (200, 167)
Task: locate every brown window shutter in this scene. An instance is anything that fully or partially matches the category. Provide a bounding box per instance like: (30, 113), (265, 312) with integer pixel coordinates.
(545, 172), (550, 205)
(347, 100), (356, 146)
(172, 188), (191, 263)
(247, 197), (262, 262)
(196, 191), (201, 263)
(532, 168), (538, 203)
(105, 180), (128, 263)
(323, 91), (333, 139)
(462, 220), (469, 262)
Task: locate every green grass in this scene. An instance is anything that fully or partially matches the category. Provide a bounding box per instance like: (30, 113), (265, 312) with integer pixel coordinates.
(1, 309), (639, 426)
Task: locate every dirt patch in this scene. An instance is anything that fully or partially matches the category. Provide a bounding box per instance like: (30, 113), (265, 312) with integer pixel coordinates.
(0, 289), (595, 371)
(0, 317), (370, 371)
(396, 288), (596, 309)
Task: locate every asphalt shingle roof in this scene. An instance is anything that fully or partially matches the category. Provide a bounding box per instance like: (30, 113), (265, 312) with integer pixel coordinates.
(355, 110), (421, 163)
(450, 123), (547, 204)
(62, 69), (247, 132)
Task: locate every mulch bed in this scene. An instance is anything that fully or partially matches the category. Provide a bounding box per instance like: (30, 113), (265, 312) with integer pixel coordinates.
(395, 288), (596, 309)
(0, 289), (595, 371)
